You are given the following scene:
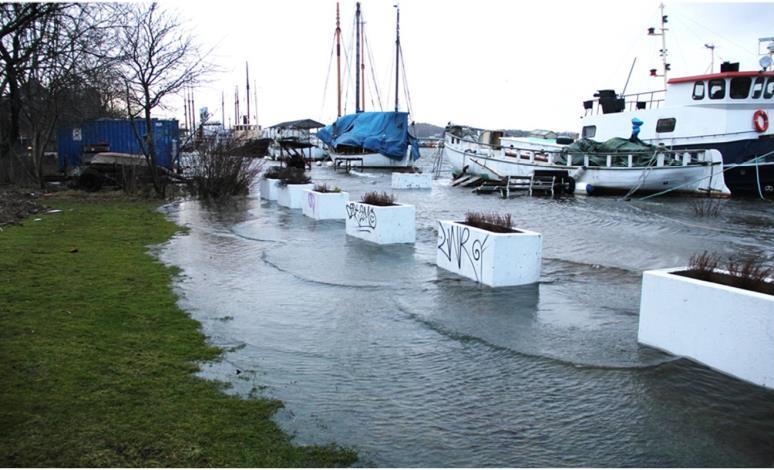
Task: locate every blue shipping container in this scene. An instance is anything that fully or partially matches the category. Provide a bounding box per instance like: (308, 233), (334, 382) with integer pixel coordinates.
(57, 118), (179, 170)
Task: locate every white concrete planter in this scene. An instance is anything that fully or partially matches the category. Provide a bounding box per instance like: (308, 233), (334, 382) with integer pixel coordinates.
(638, 268), (774, 389)
(391, 172), (432, 189)
(277, 183), (314, 209)
(302, 190), (349, 220)
(260, 178), (281, 200)
(435, 220), (542, 287)
(345, 201), (415, 244)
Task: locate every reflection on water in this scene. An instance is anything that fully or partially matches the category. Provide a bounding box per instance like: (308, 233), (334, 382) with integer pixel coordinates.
(157, 153), (774, 467)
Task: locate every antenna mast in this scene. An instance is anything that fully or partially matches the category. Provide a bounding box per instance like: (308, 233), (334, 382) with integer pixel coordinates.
(221, 91), (225, 129)
(394, 4), (400, 112)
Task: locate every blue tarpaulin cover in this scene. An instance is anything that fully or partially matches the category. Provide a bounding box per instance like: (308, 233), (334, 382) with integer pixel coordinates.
(318, 111), (420, 161)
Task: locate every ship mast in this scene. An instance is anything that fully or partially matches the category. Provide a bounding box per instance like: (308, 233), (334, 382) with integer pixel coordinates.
(355, 2), (361, 113)
(648, 3), (670, 89)
(394, 4), (400, 112)
(336, 2), (342, 117)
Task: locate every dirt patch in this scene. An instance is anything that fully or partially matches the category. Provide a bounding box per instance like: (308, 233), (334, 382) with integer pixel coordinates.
(0, 187), (48, 227)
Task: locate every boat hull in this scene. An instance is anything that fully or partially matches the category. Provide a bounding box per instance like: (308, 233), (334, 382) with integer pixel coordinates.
(670, 138), (774, 197)
(330, 148), (415, 169)
(443, 140), (729, 195)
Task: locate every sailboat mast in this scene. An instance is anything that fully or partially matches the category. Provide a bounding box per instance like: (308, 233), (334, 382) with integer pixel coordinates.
(221, 91), (225, 130)
(336, 2), (342, 117)
(394, 4), (400, 112)
(361, 16), (365, 112)
(245, 62), (251, 126)
(355, 2), (361, 113)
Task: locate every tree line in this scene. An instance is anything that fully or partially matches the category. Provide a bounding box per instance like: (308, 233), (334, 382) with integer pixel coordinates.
(0, 2), (211, 195)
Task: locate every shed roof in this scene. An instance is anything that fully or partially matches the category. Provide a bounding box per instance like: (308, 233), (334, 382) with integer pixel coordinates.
(269, 118), (325, 130)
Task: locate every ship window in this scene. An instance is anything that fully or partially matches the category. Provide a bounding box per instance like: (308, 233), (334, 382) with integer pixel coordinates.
(730, 77), (752, 99)
(656, 118), (676, 133)
(751, 77), (765, 98)
(692, 81), (705, 100)
(765, 78), (774, 99)
(582, 125), (596, 138)
(708, 79), (725, 99)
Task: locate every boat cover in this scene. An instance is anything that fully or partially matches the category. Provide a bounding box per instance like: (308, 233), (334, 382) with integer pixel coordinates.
(317, 111), (420, 161)
(558, 137), (658, 166)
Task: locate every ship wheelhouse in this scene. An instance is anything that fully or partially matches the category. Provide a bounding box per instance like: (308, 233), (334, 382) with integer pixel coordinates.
(580, 66), (774, 147)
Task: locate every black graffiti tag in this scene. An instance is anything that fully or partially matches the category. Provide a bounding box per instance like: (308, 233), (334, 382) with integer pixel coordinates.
(437, 222), (489, 282)
(346, 203), (377, 232)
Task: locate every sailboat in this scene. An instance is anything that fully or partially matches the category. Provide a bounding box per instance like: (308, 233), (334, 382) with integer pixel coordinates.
(317, 2), (420, 169)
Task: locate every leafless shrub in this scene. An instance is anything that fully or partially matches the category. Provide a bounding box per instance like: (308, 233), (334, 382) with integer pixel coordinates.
(726, 254), (773, 290)
(691, 199), (722, 217)
(681, 251), (773, 295)
(361, 191), (396, 206)
(277, 167), (311, 186)
(688, 251), (720, 274)
(185, 137), (263, 200)
(262, 166), (283, 179)
(313, 183), (341, 193)
(463, 211), (517, 233)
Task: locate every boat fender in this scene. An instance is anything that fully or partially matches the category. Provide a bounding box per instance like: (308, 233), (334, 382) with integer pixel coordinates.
(753, 109), (768, 133)
(573, 182), (591, 195)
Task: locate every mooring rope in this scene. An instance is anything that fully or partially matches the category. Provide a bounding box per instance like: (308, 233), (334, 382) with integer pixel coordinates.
(635, 149), (774, 201)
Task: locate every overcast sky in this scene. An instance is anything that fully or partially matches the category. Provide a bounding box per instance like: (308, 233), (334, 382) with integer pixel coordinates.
(163, 0), (774, 133)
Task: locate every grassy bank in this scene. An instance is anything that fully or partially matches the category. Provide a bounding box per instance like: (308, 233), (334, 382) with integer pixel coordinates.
(0, 194), (356, 467)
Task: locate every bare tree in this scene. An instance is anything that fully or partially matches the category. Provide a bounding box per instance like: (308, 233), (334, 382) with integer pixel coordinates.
(0, 3), (68, 182)
(0, 3), (124, 186)
(17, 5), (123, 188)
(119, 2), (212, 197)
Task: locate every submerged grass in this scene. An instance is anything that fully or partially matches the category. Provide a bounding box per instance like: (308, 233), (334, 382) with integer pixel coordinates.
(0, 194), (356, 467)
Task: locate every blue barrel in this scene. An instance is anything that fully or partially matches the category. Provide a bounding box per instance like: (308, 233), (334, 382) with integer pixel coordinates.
(57, 118), (179, 170)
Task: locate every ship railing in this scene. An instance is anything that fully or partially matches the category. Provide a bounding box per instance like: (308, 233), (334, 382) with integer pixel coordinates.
(583, 89), (666, 116)
(446, 133), (717, 168)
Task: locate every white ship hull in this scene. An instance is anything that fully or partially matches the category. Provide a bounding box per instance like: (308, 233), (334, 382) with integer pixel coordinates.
(443, 137), (729, 195)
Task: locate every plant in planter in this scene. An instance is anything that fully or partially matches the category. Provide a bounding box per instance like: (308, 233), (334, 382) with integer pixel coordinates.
(303, 183), (349, 220)
(276, 168), (313, 209)
(638, 251), (774, 389)
(259, 166), (284, 201)
(435, 211), (541, 287)
(345, 191), (415, 244)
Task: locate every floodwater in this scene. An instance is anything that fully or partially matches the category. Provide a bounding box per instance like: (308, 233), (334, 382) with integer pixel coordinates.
(157, 150), (774, 467)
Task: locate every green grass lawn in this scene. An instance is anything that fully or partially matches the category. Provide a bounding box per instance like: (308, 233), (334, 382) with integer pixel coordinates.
(0, 194), (356, 467)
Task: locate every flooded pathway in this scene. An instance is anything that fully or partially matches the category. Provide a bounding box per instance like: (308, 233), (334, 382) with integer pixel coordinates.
(158, 154), (774, 466)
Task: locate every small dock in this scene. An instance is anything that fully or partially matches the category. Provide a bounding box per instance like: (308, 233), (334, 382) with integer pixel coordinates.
(451, 170), (574, 198)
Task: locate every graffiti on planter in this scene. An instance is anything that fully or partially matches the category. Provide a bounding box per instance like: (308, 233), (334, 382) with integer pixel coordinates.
(307, 192), (317, 213)
(437, 222), (489, 282)
(346, 203), (377, 232)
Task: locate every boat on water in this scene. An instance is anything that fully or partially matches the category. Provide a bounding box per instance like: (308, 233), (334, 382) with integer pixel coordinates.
(443, 124), (729, 195)
(318, 111), (419, 168)
(318, 2), (420, 169)
(443, 8), (770, 197)
(580, 68), (774, 196)
(579, 13), (774, 197)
